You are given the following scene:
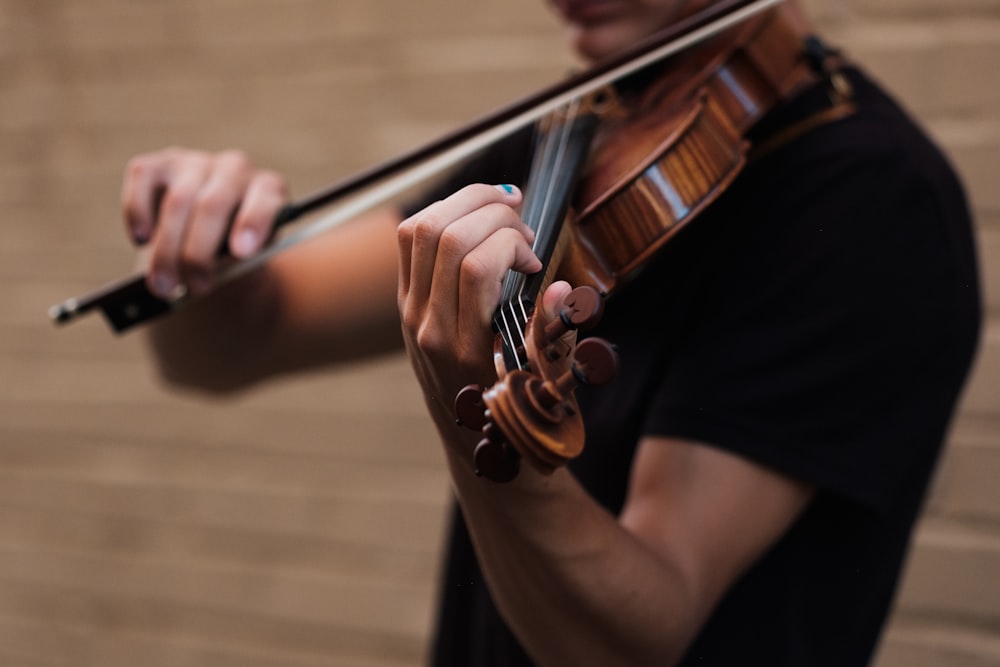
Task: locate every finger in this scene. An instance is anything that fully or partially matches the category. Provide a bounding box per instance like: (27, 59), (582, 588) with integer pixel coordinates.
(417, 200), (535, 335)
(121, 151), (171, 245)
(399, 183), (524, 301)
(145, 156), (212, 297)
(451, 226), (543, 343)
(396, 212), (415, 299)
(178, 151), (256, 292)
(397, 199), (441, 300)
(432, 199), (538, 289)
(540, 280), (573, 321)
(229, 168), (288, 259)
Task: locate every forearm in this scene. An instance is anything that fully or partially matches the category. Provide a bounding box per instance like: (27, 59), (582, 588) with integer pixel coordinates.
(145, 262), (287, 393)
(435, 414), (701, 667)
(146, 208), (404, 394)
(396, 184), (815, 665)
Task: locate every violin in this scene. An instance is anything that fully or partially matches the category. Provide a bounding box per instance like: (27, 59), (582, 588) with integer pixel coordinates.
(49, 0), (851, 482)
(447, 3), (850, 481)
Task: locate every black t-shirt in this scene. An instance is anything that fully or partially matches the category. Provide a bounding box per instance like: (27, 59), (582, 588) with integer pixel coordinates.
(421, 66), (982, 666)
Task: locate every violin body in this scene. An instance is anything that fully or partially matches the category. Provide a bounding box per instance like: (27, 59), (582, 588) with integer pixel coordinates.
(560, 9), (826, 295)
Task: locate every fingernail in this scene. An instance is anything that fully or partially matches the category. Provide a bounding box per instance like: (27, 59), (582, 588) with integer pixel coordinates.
(233, 229), (258, 257)
(129, 223), (149, 246)
(496, 184), (518, 195)
(151, 272), (176, 297)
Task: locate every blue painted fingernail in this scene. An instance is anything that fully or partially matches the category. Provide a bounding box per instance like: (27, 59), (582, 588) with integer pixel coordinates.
(497, 184), (516, 194)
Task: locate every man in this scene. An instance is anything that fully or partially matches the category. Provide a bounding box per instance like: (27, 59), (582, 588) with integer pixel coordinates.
(119, 0), (981, 664)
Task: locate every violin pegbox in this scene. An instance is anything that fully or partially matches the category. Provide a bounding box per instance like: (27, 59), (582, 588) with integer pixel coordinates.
(454, 286), (618, 483)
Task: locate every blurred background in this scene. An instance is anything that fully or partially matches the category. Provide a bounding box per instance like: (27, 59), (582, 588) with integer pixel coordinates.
(1, 0), (997, 665)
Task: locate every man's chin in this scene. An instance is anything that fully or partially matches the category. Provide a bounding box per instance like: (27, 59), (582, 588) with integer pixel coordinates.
(566, 25), (632, 63)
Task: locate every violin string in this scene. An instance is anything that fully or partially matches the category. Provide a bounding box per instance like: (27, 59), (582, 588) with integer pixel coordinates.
(495, 124), (543, 362)
(509, 96), (584, 360)
(500, 120), (555, 362)
(500, 129), (545, 307)
(496, 108), (563, 364)
(499, 113), (560, 307)
(499, 300), (524, 370)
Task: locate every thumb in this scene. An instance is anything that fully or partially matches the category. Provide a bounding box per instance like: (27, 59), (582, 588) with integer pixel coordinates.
(540, 280), (573, 321)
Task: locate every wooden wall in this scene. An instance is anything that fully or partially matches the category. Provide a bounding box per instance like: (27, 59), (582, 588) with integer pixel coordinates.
(1, 0), (997, 665)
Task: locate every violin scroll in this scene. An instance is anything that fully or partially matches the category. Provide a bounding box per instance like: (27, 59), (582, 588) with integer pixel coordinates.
(455, 286), (618, 482)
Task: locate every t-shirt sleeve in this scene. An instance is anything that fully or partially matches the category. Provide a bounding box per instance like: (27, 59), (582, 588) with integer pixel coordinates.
(641, 128), (980, 512)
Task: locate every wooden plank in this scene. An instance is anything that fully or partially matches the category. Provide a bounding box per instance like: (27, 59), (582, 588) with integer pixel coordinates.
(0, 353), (430, 416)
(0, 610), (423, 667)
(896, 518), (1000, 622)
(0, 545), (436, 641)
(0, 424), (447, 497)
(877, 617), (1000, 667)
(929, 425), (1000, 522)
(0, 390), (443, 465)
(0, 470), (448, 555)
(0, 502), (441, 587)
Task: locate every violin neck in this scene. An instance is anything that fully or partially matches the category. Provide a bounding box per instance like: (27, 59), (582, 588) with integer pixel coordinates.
(494, 110), (599, 371)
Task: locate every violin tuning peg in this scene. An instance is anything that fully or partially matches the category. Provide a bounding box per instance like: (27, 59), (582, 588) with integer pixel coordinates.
(547, 336), (619, 399)
(543, 285), (605, 343)
(572, 337), (618, 386)
(561, 286), (605, 330)
(473, 435), (521, 483)
(454, 384), (488, 430)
